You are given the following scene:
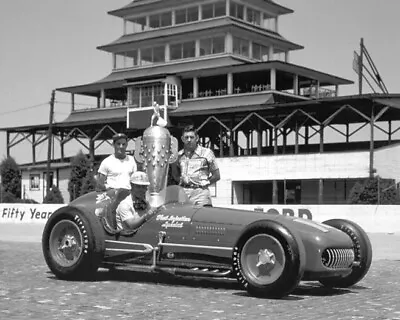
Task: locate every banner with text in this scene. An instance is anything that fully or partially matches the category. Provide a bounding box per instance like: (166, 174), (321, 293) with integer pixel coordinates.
(0, 204), (64, 224)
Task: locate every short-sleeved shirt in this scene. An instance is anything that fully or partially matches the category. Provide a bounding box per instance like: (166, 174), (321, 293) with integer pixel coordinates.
(178, 145), (218, 187)
(98, 154), (137, 190)
(116, 196), (149, 231)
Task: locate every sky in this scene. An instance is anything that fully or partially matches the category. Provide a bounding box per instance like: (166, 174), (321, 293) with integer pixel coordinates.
(0, 0), (400, 164)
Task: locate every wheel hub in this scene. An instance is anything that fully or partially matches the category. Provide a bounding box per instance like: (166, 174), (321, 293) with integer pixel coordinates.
(256, 249), (276, 267)
(59, 235), (79, 260)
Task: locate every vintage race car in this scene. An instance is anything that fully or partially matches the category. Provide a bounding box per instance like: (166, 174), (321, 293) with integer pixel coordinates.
(42, 185), (372, 298)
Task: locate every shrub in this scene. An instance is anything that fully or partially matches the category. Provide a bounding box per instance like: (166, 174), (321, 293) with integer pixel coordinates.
(0, 156), (21, 199)
(80, 169), (97, 196)
(68, 151), (92, 201)
(348, 176), (400, 204)
(43, 185), (64, 204)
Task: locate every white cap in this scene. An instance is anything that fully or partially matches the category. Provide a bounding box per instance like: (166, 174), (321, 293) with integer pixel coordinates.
(130, 171), (150, 185)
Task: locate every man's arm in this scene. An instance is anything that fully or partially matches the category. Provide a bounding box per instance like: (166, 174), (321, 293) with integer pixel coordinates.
(208, 168), (220, 185)
(96, 173), (107, 191)
(121, 207), (157, 230)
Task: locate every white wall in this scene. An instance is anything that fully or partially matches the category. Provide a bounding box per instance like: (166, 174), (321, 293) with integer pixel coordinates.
(375, 143), (400, 183)
(212, 151), (371, 206)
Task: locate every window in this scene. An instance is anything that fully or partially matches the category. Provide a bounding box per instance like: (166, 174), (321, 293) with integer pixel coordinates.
(149, 12), (172, 29)
(253, 43), (269, 61)
(176, 6), (199, 24)
(30, 174), (40, 191)
(126, 16), (146, 33)
(247, 8), (261, 26)
(130, 84), (165, 108)
(125, 50), (138, 67)
(170, 41), (195, 60)
(141, 46), (165, 65)
(230, 2), (244, 20)
(233, 37), (249, 57)
(200, 36), (225, 56)
(201, 1), (226, 20)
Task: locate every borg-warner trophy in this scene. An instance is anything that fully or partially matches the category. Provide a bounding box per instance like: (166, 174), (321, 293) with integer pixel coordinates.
(134, 103), (178, 207)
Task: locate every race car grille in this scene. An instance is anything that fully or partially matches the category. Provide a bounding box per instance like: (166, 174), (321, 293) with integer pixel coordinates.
(321, 248), (355, 269)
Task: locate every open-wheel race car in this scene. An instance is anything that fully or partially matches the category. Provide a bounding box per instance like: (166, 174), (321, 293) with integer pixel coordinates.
(42, 121), (372, 299)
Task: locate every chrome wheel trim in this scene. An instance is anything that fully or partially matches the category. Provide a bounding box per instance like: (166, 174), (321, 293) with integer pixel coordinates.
(240, 233), (286, 286)
(49, 219), (83, 268)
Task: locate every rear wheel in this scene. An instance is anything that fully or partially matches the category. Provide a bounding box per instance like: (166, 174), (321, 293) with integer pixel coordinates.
(319, 219), (372, 288)
(42, 207), (105, 280)
(233, 222), (305, 298)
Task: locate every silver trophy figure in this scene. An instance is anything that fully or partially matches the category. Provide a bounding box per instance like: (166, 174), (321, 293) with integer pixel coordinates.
(134, 103), (178, 207)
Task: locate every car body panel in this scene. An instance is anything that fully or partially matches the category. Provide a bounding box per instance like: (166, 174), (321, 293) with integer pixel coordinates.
(65, 187), (356, 280)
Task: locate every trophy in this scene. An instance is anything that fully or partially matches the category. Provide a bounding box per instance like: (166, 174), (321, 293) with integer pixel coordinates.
(134, 103), (178, 207)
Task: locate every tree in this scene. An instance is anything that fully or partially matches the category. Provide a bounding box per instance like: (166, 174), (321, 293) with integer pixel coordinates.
(43, 185), (64, 204)
(68, 151), (91, 201)
(80, 169), (97, 196)
(0, 156), (21, 199)
(348, 176), (400, 204)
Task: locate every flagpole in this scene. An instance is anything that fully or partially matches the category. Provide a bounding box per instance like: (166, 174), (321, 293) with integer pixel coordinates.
(359, 38), (364, 95)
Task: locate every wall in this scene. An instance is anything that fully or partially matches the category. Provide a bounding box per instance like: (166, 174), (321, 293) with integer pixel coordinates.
(0, 204), (399, 239)
(212, 151), (370, 206)
(375, 143), (400, 183)
(20, 167), (71, 204)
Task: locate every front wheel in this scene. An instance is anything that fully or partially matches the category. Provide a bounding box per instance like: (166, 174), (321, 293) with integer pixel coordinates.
(319, 219), (372, 288)
(42, 207), (105, 280)
(233, 222), (305, 298)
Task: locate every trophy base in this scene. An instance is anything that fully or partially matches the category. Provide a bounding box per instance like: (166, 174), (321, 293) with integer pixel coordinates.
(148, 191), (166, 208)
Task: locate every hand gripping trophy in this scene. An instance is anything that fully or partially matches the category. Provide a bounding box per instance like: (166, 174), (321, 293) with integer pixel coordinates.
(134, 102), (178, 207)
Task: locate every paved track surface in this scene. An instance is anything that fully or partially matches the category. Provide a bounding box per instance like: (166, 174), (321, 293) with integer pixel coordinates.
(1, 241), (399, 320)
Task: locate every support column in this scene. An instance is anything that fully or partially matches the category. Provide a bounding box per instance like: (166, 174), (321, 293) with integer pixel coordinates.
(268, 45), (274, 61)
(257, 121), (262, 156)
(318, 179), (323, 204)
(274, 16), (279, 33)
(293, 74), (299, 95)
(195, 40), (200, 57)
(319, 124), (324, 153)
(171, 10), (176, 25)
(100, 89), (106, 108)
(305, 126), (309, 145)
(60, 132), (65, 161)
(315, 80), (320, 99)
(270, 68), (276, 90)
(32, 133), (36, 165)
(369, 104), (375, 178)
(165, 44), (170, 62)
(346, 124), (350, 143)
(272, 127), (278, 204)
(295, 121), (299, 154)
(89, 139), (95, 162)
(225, 32), (233, 54)
(71, 93), (75, 112)
(226, 0), (230, 16)
(229, 117), (235, 157)
(193, 77), (199, 98)
(6, 132), (10, 157)
(389, 120), (392, 143)
(219, 127), (224, 158)
(227, 73), (233, 95)
(282, 128), (287, 154)
(127, 87), (132, 106)
(335, 84), (339, 97)
(285, 51), (290, 63)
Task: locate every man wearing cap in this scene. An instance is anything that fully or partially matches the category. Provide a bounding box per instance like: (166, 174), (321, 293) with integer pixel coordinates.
(96, 133), (137, 191)
(116, 171), (155, 231)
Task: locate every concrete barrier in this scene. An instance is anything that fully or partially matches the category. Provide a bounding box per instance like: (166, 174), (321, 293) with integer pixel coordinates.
(228, 204), (400, 234)
(1, 203), (399, 242)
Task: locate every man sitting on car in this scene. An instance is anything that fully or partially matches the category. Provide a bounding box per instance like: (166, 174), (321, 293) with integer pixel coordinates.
(116, 171), (156, 231)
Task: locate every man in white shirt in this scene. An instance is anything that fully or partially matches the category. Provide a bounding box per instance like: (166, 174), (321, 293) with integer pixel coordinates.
(96, 133), (137, 191)
(116, 171), (155, 231)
